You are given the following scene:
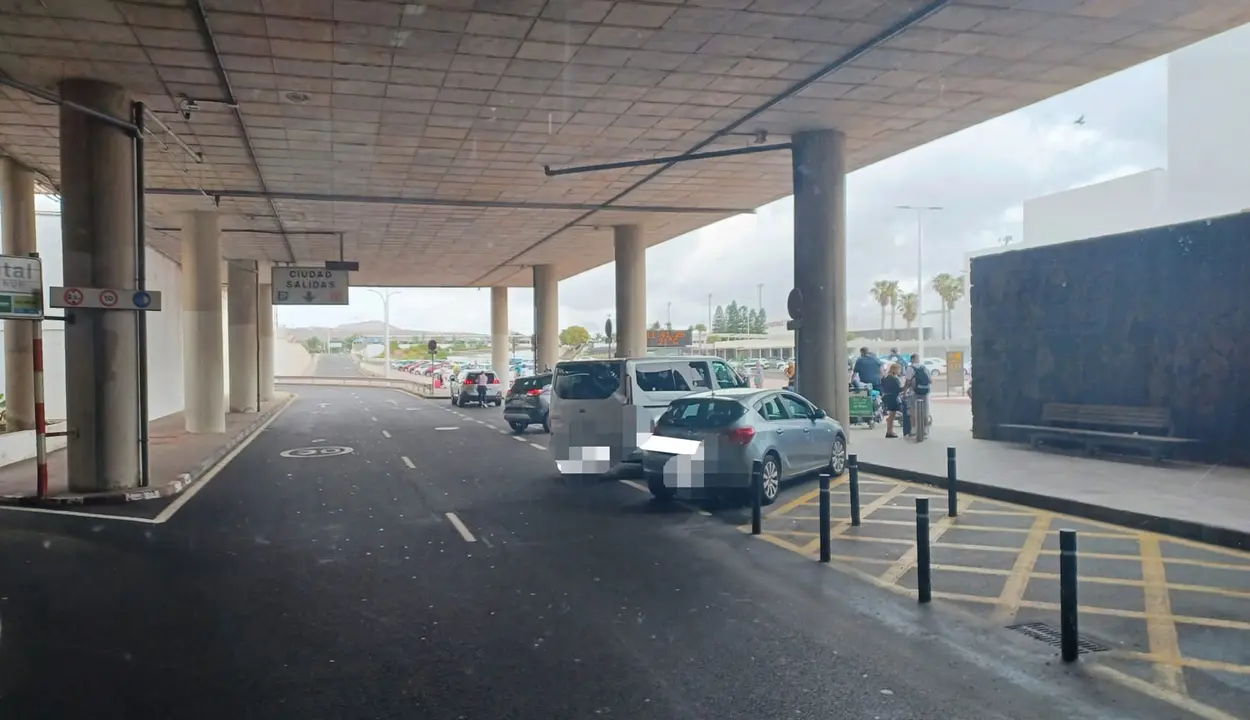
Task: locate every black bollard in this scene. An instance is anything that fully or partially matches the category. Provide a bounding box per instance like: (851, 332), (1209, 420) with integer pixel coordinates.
(1060, 529), (1079, 662)
(946, 446), (958, 518)
(848, 454), (861, 527)
(750, 459), (763, 536)
(818, 472), (831, 563)
(916, 497), (932, 604)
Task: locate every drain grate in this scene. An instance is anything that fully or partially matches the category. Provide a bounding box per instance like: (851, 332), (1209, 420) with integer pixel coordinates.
(1007, 622), (1109, 654)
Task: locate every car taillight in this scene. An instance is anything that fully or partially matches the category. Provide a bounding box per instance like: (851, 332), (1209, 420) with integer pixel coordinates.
(464, 378), (474, 385)
(526, 388), (541, 396)
(491, 378), (500, 384)
(726, 427), (755, 445)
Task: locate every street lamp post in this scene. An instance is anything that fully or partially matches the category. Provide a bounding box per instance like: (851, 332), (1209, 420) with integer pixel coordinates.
(368, 289), (400, 378)
(896, 205), (942, 360)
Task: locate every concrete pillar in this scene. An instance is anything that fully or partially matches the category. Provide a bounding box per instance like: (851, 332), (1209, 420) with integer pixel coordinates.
(258, 263), (274, 402)
(490, 286), (509, 383)
(1, 157), (36, 431)
(60, 79), (141, 491)
(792, 129), (849, 427)
(227, 261), (258, 412)
(614, 225), (646, 358)
(182, 211), (226, 433)
(532, 265), (558, 371)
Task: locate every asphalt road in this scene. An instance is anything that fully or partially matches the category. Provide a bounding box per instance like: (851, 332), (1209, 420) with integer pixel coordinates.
(315, 352), (367, 377)
(0, 387), (1177, 719)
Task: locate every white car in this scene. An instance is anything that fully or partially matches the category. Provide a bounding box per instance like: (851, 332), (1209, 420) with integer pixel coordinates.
(922, 357), (946, 377)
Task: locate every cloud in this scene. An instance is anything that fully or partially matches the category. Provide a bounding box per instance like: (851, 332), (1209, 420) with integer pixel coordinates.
(280, 53), (1168, 334)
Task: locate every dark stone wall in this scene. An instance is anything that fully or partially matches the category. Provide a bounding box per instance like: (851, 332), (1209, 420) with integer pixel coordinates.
(970, 211), (1250, 463)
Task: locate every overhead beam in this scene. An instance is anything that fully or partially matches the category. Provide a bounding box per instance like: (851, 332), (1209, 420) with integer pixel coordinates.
(144, 188), (754, 215)
(543, 143), (792, 177)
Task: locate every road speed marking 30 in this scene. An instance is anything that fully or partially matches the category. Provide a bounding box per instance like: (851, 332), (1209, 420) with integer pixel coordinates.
(279, 446), (354, 458)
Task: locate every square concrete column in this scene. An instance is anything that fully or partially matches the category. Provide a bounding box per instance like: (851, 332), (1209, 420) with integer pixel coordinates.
(258, 262), (274, 402)
(60, 79), (141, 491)
(182, 211), (226, 433)
(1, 157), (36, 430)
(490, 286), (509, 383)
(614, 225), (646, 358)
(792, 129), (849, 427)
(532, 265), (558, 372)
(227, 260), (259, 412)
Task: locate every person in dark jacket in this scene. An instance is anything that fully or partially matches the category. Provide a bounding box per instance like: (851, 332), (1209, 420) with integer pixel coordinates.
(852, 347), (882, 391)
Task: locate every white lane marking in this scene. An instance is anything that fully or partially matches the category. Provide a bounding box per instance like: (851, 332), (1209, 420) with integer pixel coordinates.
(381, 430), (392, 438)
(371, 416), (378, 422)
(0, 505), (158, 524)
(619, 479), (710, 515)
(498, 429), (508, 435)
(512, 436), (527, 442)
(445, 512), (477, 543)
(401, 456), (416, 469)
(153, 397), (295, 524)
(529, 442), (546, 450)
(435, 426), (459, 431)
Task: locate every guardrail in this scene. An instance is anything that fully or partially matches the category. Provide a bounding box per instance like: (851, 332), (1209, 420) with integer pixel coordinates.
(274, 374), (450, 398)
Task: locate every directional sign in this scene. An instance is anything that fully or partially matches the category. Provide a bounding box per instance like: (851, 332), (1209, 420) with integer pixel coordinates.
(646, 329), (692, 348)
(49, 287), (163, 311)
(271, 266), (349, 305)
(0, 255), (43, 320)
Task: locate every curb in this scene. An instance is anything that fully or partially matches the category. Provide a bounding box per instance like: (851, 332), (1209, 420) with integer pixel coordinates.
(858, 461), (1250, 552)
(0, 394), (296, 508)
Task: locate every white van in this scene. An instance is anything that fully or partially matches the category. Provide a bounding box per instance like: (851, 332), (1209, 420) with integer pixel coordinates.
(548, 356), (749, 475)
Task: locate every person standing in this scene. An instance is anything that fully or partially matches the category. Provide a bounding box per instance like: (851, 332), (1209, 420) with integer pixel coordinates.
(881, 363), (903, 438)
(783, 359), (796, 392)
(852, 347), (882, 392)
(909, 354), (932, 435)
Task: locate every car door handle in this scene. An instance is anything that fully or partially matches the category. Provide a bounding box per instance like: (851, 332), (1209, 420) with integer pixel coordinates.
(802, 427), (811, 433)
(775, 428), (785, 434)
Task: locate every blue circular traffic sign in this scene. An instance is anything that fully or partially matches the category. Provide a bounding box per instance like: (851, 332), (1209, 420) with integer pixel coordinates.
(132, 291), (151, 309)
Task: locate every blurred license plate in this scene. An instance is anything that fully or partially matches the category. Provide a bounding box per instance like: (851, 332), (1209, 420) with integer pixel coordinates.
(641, 435), (701, 456)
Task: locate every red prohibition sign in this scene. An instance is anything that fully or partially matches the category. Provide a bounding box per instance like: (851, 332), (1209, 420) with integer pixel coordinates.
(63, 288), (84, 306)
(99, 290), (118, 307)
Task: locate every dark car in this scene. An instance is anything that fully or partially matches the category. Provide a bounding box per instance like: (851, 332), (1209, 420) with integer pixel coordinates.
(504, 372), (552, 433)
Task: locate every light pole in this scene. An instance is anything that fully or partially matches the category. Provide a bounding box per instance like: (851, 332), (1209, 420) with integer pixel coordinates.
(666, 301), (671, 328)
(896, 205), (942, 360)
(368, 289), (400, 378)
(706, 294), (712, 350)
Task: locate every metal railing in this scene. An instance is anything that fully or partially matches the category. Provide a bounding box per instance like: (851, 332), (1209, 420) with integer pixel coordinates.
(274, 375), (450, 398)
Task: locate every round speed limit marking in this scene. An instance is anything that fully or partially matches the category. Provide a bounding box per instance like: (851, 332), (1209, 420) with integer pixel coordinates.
(279, 446), (354, 458)
(99, 290), (119, 307)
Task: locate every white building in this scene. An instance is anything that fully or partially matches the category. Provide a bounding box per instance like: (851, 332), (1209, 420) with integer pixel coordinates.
(950, 22), (1250, 341)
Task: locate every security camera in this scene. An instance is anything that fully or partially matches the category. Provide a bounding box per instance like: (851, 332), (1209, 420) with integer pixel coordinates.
(177, 97), (200, 120)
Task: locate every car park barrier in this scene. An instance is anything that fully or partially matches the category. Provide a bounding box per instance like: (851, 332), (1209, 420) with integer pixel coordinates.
(916, 497), (932, 604)
(1060, 529), (1080, 662)
(750, 459), (763, 536)
(946, 446), (959, 518)
(847, 454), (862, 526)
(818, 472), (832, 563)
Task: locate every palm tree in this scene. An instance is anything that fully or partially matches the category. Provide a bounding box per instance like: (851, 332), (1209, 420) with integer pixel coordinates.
(897, 292), (918, 335)
(931, 273), (955, 339)
(944, 275), (966, 338)
(870, 280), (896, 337)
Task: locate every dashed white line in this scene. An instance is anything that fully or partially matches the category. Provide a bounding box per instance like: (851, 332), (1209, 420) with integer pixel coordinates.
(445, 512), (477, 543)
(381, 430), (392, 438)
(401, 456), (416, 468)
(529, 442), (546, 450)
(512, 436), (527, 442)
(371, 416), (378, 422)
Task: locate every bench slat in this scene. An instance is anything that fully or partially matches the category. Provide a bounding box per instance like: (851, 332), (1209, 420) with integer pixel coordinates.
(1041, 403), (1171, 430)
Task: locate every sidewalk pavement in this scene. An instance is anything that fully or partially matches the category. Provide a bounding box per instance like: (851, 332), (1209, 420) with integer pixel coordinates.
(848, 401), (1250, 550)
(0, 393), (293, 505)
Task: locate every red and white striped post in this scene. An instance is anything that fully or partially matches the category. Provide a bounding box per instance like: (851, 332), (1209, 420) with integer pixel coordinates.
(33, 317), (47, 498)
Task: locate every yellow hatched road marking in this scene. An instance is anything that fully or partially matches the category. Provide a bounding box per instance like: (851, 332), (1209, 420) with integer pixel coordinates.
(991, 511), (1052, 624)
(1139, 534), (1188, 696)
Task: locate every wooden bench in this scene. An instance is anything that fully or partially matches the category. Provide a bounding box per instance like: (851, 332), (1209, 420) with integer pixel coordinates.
(999, 403), (1199, 461)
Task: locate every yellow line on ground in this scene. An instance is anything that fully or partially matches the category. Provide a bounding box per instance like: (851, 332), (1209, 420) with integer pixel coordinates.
(767, 487), (819, 517)
(991, 512), (1052, 624)
(799, 484), (911, 553)
(1087, 664), (1243, 720)
(878, 497), (973, 585)
(930, 592), (1250, 631)
(1110, 650), (1250, 677)
(1139, 534), (1189, 696)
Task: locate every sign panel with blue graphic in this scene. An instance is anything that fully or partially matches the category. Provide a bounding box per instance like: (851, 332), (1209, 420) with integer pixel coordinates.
(49, 286), (162, 311)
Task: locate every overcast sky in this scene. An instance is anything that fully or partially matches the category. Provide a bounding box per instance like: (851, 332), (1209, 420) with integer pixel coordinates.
(276, 50), (1169, 335)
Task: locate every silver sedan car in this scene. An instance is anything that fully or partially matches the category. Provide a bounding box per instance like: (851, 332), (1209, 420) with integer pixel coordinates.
(641, 388), (848, 505)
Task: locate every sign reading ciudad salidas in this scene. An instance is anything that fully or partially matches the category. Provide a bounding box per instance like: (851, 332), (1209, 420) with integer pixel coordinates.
(271, 266), (349, 306)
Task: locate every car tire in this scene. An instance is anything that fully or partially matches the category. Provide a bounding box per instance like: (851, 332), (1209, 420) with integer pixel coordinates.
(493, 399), (502, 407)
(509, 421), (526, 434)
(760, 453), (782, 506)
(829, 434), (848, 477)
(647, 475), (675, 501)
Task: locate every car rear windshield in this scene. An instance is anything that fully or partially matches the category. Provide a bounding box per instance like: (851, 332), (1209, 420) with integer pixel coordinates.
(467, 371), (496, 383)
(511, 374), (551, 393)
(554, 361), (622, 400)
(658, 398), (747, 428)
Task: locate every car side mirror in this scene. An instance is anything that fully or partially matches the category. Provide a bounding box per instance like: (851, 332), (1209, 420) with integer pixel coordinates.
(812, 408), (826, 419)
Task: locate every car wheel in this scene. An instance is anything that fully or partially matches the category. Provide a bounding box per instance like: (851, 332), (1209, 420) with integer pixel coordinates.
(494, 399), (502, 407)
(647, 475), (675, 501)
(829, 434), (848, 477)
(509, 421), (526, 434)
(760, 453), (782, 505)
